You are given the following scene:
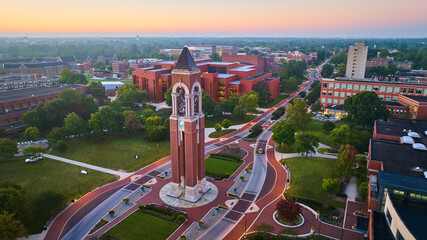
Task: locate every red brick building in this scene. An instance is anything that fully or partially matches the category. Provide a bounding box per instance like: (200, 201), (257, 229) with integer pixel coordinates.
(320, 77), (427, 119)
(366, 58), (389, 68)
(112, 61), (130, 73)
(132, 48), (280, 102)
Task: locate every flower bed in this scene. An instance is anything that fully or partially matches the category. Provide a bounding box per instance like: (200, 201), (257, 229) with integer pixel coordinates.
(273, 211), (304, 228)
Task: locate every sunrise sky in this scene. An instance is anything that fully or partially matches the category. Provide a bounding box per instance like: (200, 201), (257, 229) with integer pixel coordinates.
(1, 0), (426, 37)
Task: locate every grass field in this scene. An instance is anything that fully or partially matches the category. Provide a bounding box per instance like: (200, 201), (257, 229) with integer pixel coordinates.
(55, 132), (170, 172)
(282, 157), (345, 208)
(209, 129), (236, 138)
(205, 115), (256, 128)
(259, 94), (290, 108)
(105, 211), (180, 240)
(0, 157), (116, 233)
(205, 156), (243, 179)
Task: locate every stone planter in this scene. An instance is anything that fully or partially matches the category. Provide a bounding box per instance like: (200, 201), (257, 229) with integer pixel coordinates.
(273, 211), (304, 228)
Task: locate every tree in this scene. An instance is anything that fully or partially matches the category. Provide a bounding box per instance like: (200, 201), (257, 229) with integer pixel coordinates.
(0, 127), (5, 138)
(330, 125), (351, 145)
(254, 81), (271, 104)
(311, 101), (322, 113)
(272, 120), (296, 149)
(294, 133), (319, 158)
(286, 98), (312, 130)
(222, 119), (231, 129)
(0, 212), (28, 240)
(231, 105), (245, 120)
(32, 191), (65, 219)
(55, 140), (67, 152)
(322, 178), (339, 194)
(47, 127), (66, 143)
(58, 69), (88, 85)
(0, 138), (18, 160)
(23, 126), (39, 140)
(271, 106), (286, 120)
(209, 53), (222, 62)
(93, 61), (106, 71)
(144, 116), (162, 128)
(117, 83), (146, 107)
(22, 146), (46, 156)
(124, 113), (142, 137)
(250, 124), (263, 136)
(276, 198), (302, 222)
(298, 91), (306, 98)
(322, 121), (336, 133)
(88, 114), (103, 138)
(343, 91), (389, 128)
(126, 67), (135, 75)
(216, 96), (239, 114)
(321, 64), (334, 78)
(145, 126), (167, 142)
(337, 63), (346, 77)
(280, 77), (299, 93)
(335, 144), (358, 179)
(202, 94), (216, 115)
(89, 81), (108, 105)
(215, 123), (222, 132)
(97, 106), (124, 134)
(63, 112), (87, 137)
(238, 93), (258, 113)
(0, 186), (27, 221)
(330, 50), (346, 65)
(359, 181), (369, 201)
(165, 88), (172, 106)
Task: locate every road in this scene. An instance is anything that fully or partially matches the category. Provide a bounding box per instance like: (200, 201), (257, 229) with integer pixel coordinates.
(45, 67), (335, 240)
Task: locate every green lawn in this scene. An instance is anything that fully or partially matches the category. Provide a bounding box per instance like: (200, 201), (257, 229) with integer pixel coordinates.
(282, 157), (345, 208)
(105, 211), (180, 240)
(259, 94), (290, 108)
(209, 129), (236, 138)
(205, 156), (243, 179)
(205, 115), (256, 128)
(0, 157), (116, 233)
(55, 132), (170, 172)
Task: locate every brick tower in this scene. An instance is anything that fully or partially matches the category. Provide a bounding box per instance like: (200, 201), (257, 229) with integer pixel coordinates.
(168, 47), (209, 202)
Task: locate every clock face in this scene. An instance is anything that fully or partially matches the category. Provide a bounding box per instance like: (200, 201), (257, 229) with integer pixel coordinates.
(179, 121), (184, 127)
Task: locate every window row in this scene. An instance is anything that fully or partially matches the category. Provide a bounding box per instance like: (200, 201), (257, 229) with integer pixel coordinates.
(323, 82), (427, 95)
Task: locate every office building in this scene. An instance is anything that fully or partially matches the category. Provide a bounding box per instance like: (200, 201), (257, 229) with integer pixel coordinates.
(346, 42), (368, 79)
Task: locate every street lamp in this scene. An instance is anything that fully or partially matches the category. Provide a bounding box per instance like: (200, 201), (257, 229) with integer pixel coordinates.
(156, 143), (159, 161)
(244, 212), (247, 238)
(77, 177), (82, 197)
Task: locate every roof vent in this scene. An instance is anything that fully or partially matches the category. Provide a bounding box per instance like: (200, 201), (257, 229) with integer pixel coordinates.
(416, 167), (420, 171)
(408, 132), (421, 138)
(412, 143), (427, 151)
(401, 136), (415, 144)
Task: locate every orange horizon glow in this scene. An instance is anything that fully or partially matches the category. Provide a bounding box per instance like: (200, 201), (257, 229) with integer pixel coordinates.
(1, 0), (426, 36)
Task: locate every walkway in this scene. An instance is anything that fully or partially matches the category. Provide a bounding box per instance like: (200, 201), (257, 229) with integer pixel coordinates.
(44, 154), (132, 179)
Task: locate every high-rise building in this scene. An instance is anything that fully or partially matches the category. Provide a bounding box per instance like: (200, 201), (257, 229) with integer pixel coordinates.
(345, 42), (368, 79)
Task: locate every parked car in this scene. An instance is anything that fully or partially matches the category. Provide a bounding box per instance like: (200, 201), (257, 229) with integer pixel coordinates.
(257, 148), (264, 154)
(25, 155), (43, 163)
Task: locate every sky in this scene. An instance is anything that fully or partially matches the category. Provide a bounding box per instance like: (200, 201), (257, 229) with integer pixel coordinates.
(1, 0), (426, 38)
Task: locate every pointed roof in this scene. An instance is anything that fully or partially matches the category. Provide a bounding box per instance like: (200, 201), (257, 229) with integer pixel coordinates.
(174, 47), (198, 71)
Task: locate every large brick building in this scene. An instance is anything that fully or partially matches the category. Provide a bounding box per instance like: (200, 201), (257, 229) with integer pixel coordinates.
(0, 74), (58, 91)
(132, 48), (280, 102)
(320, 77), (427, 120)
(0, 85), (88, 134)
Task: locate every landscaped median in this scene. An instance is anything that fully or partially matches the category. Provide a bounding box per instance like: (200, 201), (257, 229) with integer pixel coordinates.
(205, 153), (244, 180)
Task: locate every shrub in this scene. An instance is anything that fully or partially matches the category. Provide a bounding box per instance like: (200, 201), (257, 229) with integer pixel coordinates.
(209, 153), (242, 162)
(322, 178), (340, 194)
(322, 121), (335, 133)
(222, 119), (231, 129)
(55, 140), (67, 152)
(215, 123), (222, 132)
(23, 146), (46, 156)
(359, 181), (369, 201)
(176, 215), (186, 224)
(217, 204), (228, 210)
(198, 221), (205, 226)
(276, 199), (302, 222)
(122, 198), (129, 203)
(108, 210), (115, 215)
(272, 107), (286, 120)
(228, 193), (239, 198)
(179, 235), (187, 240)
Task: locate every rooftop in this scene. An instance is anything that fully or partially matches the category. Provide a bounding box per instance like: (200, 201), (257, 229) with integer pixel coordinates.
(262, 77), (277, 82)
(0, 85), (85, 103)
(375, 118), (427, 140)
(229, 66), (254, 72)
(217, 73), (236, 78)
(391, 197), (427, 239)
(325, 77), (427, 86)
(174, 47), (198, 71)
(230, 80), (240, 84)
(244, 72), (270, 81)
(401, 95), (427, 103)
(383, 101), (404, 107)
(379, 171), (427, 193)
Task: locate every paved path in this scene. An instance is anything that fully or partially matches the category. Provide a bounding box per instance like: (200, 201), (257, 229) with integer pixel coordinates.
(44, 154), (132, 179)
(344, 177), (359, 201)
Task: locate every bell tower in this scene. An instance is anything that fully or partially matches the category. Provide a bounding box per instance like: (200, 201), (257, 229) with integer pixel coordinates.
(168, 47), (209, 202)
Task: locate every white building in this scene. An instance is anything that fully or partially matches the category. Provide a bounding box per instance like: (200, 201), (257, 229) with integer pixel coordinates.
(345, 42), (368, 79)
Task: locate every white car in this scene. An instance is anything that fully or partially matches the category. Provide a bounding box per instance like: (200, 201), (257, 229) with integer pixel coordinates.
(25, 155), (43, 163)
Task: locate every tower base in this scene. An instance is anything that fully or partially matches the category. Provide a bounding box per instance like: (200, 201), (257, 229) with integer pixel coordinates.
(159, 181), (218, 208)
(198, 177), (210, 193)
(184, 184), (201, 203)
(167, 182), (181, 198)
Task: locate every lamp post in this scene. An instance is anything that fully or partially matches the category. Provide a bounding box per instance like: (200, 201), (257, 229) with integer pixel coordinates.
(156, 143), (159, 161)
(77, 177), (81, 197)
(244, 212), (247, 238)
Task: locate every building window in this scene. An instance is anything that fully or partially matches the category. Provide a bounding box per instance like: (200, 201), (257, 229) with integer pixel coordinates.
(334, 92), (339, 97)
(393, 190), (404, 196)
(339, 100), (344, 104)
(360, 85), (366, 91)
(408, 88), (414, 94)
(323, 82), (328, 88)
(341, 83), (346, 89)
(386, 210), (392, 224)
(380, 86), (385, 92)
(367, 85), (372, 91)
(394, 87), (400, 93)
(327, 99), (332, 104)
(347, 84), (352, 90)
(322, 91), (326, 96)
(401, 88), (407, 93)
(321, 98), (326, 103)
(424, 89), (427, 96)
(393, 96), (398, 101)
(354, 84), (359, 90)
(335, 83), (340, 89)
(385, 96), (391, 101)
(396, 230), (405, 240)
(387, 87), (392, 93)
(416, 89), (422, 94)
(329, 83), (333, 89)
(346, 93), (351, 97)
(333, 99), (338, 104)
(328, 92), (333, 96)
(340, 92), (345, 97)
(379, 95), (384, 101)
(373, 86), (379, 91)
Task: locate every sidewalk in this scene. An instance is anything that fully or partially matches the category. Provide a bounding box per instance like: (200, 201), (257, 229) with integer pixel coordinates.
(44, 154), (132, 179)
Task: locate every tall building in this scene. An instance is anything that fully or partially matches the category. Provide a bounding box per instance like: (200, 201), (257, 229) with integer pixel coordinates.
(168, 47), (209, 202)
(345, 42), (368, 79)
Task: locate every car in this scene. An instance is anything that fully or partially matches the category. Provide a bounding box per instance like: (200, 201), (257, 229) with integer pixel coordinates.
(25, 155), (43, 163)
(257, 148), (264, 154)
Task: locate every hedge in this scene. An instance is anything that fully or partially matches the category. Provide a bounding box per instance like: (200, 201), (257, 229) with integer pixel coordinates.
(209, 153), (242, 162)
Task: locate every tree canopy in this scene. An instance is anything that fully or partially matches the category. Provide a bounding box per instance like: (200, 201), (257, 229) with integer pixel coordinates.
(294, 133), (319, 158)
(272, 120), (296, 148)
(0, 138), (18, 160)
(58, 68), (88, 85)
(285, 98), (312, 130)
(88, 81), (108, 105)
